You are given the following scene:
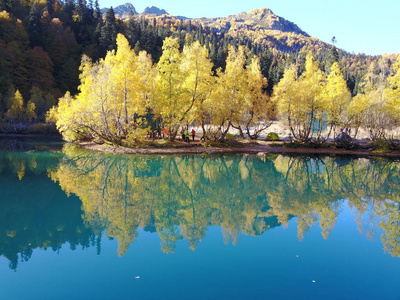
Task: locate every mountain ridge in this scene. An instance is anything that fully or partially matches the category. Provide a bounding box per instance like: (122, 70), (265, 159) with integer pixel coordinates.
(105, 3), (309, 36)
(143, 6), (169, 15)
(100, 2), (138, 17)
(100, 3), (331, 55)
(199, 8), (309, 36)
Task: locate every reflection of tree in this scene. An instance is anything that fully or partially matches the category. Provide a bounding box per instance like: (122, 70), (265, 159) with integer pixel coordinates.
(50, 145), (400, 257)
(377, 202), (400, 257)
(50, 146), (285, 254)
(272, 155), (400, 254)
(0, 152), (96, 270)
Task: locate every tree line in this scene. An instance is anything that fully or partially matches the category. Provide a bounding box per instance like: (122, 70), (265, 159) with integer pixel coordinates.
(48, 34), (274, 144)
(49, 33), (400, 145)
(274, 52), (400, 142)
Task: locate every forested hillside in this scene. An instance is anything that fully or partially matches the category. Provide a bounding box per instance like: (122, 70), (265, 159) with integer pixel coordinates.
(0, 0), (398, 136)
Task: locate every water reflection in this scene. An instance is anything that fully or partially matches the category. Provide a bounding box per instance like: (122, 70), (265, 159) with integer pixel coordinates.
(0, 149), (97, 271)
(1, 142), (400, 270)
(51, 146), (400, 256)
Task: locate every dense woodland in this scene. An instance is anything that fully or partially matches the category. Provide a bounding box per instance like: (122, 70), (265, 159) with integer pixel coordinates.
(0, 0), (399, 143)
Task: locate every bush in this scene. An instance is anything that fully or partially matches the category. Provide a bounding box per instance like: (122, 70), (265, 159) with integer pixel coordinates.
(371, 138), (398, 152)
(334, 139), (359, 150)
(266, 132), (280, 141)
(225, 133), (235, 140)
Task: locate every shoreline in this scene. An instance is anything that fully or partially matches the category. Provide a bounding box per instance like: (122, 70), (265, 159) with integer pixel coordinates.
(79, 140), (400, 158)
(2, 134), (399, 157)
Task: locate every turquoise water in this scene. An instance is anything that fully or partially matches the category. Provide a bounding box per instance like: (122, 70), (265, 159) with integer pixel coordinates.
(0, 137), (400, 299)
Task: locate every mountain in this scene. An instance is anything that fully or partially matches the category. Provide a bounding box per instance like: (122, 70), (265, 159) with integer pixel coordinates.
(192, 8), (317, 52)
(143, 6), (169, 16)
(104, 4), (307, 37)
(101, 3), (138, 18)
(123, 6), (318, 53)
(103, 4), (315, 52)
(106, 4), (306, 35)
(103, 4), (169, 18)
(199, 8), (308, 36)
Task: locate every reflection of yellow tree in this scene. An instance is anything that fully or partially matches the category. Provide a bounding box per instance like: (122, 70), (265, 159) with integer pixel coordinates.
(0, 150), (94, 270)
(50, 146), (284, 254)
(49, 145), (400, 257)
(378, 203), (400, 257)
(271, 154), (400, 249)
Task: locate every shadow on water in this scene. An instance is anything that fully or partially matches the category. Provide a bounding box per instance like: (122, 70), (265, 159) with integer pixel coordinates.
(1, 140), (400, 270)
(0, 136), (64, 152)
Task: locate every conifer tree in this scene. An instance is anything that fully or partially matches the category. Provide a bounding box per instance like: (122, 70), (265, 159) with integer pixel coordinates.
(325, 46), (340, 73)
(125, 17), (141, 49)
(46, 0), (55, 16)
(28, 1), (43, 47)
(93, 0), (101, 19)
(99, 7), (118, 56)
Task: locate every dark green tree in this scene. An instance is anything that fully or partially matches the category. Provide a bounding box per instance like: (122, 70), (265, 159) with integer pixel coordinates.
(326, 46), (340, 73)
(93, 0), (101, 20)
(125, 15), (141, 48)
(28, 1), (43, 47)
(99, 7), (118, 56)
(46, 0), (55, 16)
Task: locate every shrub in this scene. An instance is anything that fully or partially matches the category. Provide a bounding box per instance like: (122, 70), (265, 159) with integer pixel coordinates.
(334, 139), (359, 150)
(266, 132), (280, 141)
(371, 138), (398, 152)
(225, 133), (235, 140)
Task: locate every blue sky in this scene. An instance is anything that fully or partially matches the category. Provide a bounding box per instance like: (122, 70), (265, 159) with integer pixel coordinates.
(98, 0), (400, 56)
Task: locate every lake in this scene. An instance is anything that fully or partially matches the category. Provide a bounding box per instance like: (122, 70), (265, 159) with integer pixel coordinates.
(1, 137), (400, 299)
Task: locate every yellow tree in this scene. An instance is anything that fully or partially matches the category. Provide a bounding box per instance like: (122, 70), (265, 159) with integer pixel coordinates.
(51, 56), (118, 143)
(242, 57), (274, 139)
(137, 50), (157, 109)
(106, 34), (150, 143)
(321, 62), (352, 138)
(384, 54), (400, 130)
(25, 100), (37, 122)
(180, 41), (214, 138)
(273, 66), (297, 137)
(349, 59), (395, 141)
(76, 55), (115, 142)
(206, 46), (249, 141)
(5, 90), (25, 125)
(50, 34), (154, 144)
(154, 37), (186, 141)
(48, 91), (87, 142)
(273, 52), (325, 142)
(298, 52), (326, 141)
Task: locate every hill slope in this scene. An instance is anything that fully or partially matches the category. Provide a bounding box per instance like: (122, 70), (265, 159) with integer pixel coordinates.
(107, 4), (325, 53)
(198, 8), (308, 36)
